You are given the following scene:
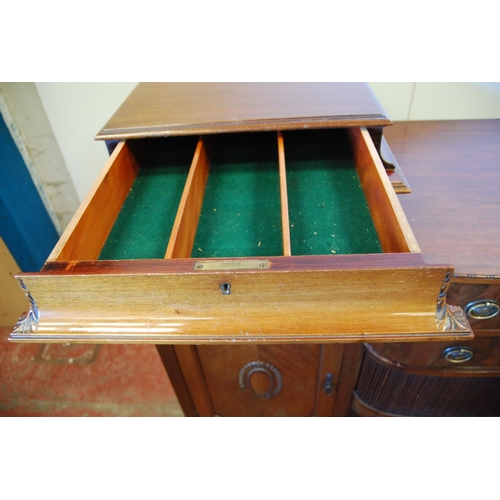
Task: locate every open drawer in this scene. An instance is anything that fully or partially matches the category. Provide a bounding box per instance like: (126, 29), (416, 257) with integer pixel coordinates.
(10, 126), (472, 344)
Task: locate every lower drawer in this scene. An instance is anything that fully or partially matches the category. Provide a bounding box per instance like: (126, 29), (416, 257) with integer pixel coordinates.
(353, 346), (500, 416)
(447, 281), (500, 332)
(365, 336), (500, 376)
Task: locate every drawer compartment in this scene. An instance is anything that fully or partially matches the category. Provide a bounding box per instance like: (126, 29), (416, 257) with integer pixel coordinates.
(191, 132), (283, 258)
(10, 127), (472, 344)
(284, 129), (382, 256)
(99, 137), (197, 260)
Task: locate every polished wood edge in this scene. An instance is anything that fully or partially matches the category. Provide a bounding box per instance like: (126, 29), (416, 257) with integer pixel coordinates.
(363, 343), (500, 378)
(277, 131), (291, 256)
(452, 275), (500, 283)
(38, 252), (434, 275)
(165, 137), (210, 259)
(351, 392), (402, 417)
(9, 330), (475, 344)
(96, 116), (392, 140)
(156, 345), (196, 416)
(471, 330), (500, 339)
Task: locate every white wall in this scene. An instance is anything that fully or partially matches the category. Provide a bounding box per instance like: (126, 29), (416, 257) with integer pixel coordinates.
(34, 82), (500, 204)
(35, 83), (138, 202)
(0, 83), (80, 233)
(369, 82), (500, 121)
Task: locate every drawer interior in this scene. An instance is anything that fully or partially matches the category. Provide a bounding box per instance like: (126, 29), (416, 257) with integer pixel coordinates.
(100, 137), (197, 259)
(191, 133), (283, 258)
(49, 127), (416, 263)
(284, 129), (381, 256)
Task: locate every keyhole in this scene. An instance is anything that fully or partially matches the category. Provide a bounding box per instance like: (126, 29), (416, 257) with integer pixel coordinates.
(220, 282), (231, 295)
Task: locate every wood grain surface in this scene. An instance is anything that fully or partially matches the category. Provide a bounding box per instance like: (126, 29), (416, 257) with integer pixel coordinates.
(354, 347), (500, 416)
(13, 259), (471, 343)
(386, 120), (500, 279)
(349, 128), (420, 253)
(48, 142), (139, 262)
(96, 83), (391, 139)
(164, 137), (210, 259)
(364, 338), (500, 376)
(196, 344), (321, 416)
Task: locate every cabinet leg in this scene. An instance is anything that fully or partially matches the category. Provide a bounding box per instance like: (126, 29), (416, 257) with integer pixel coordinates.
(156, 345), (198, 417)
(333, 344), (364, 416)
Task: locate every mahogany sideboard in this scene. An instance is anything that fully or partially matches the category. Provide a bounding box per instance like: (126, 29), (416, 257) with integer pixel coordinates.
(11, 84), (498, 416)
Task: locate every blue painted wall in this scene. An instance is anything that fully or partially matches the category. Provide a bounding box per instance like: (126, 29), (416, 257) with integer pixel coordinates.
(0, 112), (59, 271)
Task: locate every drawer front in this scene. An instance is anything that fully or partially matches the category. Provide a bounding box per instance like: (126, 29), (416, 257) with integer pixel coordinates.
(447, 282), (500, 332)
(366, 337), (500, 374)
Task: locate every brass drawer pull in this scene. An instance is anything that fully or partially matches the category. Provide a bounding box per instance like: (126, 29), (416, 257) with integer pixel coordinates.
(442, 346), (474, 363)
(465, 300), (500, 319)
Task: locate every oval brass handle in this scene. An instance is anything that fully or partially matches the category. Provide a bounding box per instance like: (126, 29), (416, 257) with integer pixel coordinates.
(465, 300), (500, 320)
(442, 346), (474, 363)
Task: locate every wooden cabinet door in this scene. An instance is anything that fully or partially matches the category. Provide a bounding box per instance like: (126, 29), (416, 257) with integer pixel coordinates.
(162, 344), (344, 416)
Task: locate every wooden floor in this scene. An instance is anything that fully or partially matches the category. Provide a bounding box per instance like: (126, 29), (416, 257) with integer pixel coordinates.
(0, 326), (183, 417)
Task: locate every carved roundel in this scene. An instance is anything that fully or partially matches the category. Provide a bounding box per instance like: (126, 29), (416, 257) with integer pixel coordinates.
(238, 361), (282, 399)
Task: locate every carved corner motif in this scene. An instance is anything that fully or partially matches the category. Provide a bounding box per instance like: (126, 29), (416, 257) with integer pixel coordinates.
(12, 279), (39, 335)
(436, 271), (470, 332)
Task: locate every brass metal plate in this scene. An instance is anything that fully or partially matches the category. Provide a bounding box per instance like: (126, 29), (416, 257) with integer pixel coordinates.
(193, 260), (270, 271)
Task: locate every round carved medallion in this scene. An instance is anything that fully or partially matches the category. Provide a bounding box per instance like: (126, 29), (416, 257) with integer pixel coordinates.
(238, 361), (282, 399)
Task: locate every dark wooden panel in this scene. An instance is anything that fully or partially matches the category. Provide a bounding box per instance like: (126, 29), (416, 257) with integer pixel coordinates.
(196, 344), (321, 416)
(314, 344), (345, 416)
(332, 343), (364, 416)
(447, 282), (500, 332)
(97, 83), (391, 139)
(366, 338), (500, 376)
(156, 345), (197, 416)
(355, 347), (500, 416)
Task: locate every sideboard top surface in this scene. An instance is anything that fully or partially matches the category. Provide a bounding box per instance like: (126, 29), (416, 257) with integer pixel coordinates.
(386, 119), (500, 279)
(96, 82), (391, 140)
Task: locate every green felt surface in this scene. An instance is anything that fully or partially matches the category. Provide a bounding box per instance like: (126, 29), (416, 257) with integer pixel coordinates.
(99, 137), (197, 260)
(191, 133), (283, 258)
(99, 131), (381, 260)
(284, 129), (382, 255)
